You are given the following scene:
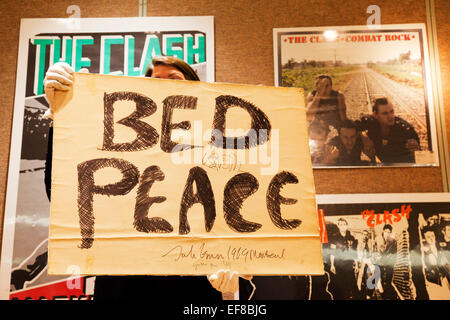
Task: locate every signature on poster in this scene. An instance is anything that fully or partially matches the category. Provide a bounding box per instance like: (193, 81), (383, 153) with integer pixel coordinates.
(361, 205), (412, 228)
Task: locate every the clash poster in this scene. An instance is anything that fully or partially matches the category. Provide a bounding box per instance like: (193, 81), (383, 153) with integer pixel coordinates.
(273, 24), (439, 168)
(246, 193), (449, 300)
(0, 16), (214, 300)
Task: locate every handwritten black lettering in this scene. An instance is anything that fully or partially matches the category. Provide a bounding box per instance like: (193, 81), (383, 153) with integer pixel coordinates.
(201, 150), (243, 172)
(223, 173), (262, 232)
(179, 166), (216, 235)
(160, 95), (198, 153)
(102, 91), (159, 152)
(75, 91), (304, 250)
(199, 243), (225, 260)
(161, 243), (285, 263)
(228, 246), (286, 262)
(161, 244), (197, 261)
(212, 95), (271, 149)
(266, 171), (301, 230)
(77, 158), (139, 249)
(134, 165), (173, 233)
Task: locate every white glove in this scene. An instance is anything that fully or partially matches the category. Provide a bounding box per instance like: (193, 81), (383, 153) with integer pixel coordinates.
(43, 62), (74, 119)
(208, 269), (239, 294)
(42, 62), (88, 119)
(207, 269), (253, 294)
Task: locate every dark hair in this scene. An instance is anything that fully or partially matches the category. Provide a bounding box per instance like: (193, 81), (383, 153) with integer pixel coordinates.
(337, 218), (348, 225)
(145, 56), (200, 81)
(316, 74), (332, 86)
(308, 120), (330, 137)
(383, 224), (393, 232)
(372, 97), (389, 113)
(338, 119), (357, 134)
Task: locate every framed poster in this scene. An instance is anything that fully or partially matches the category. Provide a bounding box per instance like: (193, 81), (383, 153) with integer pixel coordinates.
(0, 16), (214, 300)
(316, 193), (449, 300)
(246, 193), (449, 300)
(273, 24), (439, 168)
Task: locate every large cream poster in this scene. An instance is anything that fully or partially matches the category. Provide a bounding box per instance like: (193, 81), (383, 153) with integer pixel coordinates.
(48, 73), (323, 276)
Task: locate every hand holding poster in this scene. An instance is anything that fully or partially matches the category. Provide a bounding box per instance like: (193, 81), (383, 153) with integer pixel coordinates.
(48, 73), (324, 276)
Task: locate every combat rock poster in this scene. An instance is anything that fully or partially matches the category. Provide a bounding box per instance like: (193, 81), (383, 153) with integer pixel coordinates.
(273, 24), (439, 168)
(248, 193), (449, 300)
(0, 17), (214, 300)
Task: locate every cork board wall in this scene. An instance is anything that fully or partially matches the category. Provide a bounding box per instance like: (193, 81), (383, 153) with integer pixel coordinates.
(435, 0), (450, 187)
(0, 0), (449, 250)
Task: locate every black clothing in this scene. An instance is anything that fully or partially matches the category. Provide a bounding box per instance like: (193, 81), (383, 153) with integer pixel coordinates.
(243, 276), (309, 300)
(437, 239), (450, 284)
(44, 126), (53, 200)
(329, 230), (358, 299)
(378, 238), (398, 299)
(356, 115), (419, 164)
(94, 275), (222, 300)
(422, 242), (449, 287)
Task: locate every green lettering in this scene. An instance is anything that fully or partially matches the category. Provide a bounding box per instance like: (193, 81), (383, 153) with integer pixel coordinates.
(52, 36), (73, 65)
(139, 35), (162, 76)
(164, 34), (183, 60)
(32, 37), (53, 95)
(101, 36), (124, 75)
(125, 36), (140, 76)
(73, 36), (94, 71)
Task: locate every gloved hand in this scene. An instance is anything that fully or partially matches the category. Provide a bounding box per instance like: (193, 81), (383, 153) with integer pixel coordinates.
(43, 62), (88, 119)
(207, 269), (253, 295)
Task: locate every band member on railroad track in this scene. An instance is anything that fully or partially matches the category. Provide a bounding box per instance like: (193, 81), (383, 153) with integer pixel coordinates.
(306, 75), (347, 130)
(356, 97), (420, 164)
(308, 120), (339, 166)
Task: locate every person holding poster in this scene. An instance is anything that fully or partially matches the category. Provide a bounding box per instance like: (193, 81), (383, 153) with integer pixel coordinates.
(357, 97), (420, 164)
(42, 56), (248, 300)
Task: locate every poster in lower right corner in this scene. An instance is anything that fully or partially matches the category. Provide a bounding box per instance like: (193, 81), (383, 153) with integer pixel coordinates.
(314, 193), (450, 300)
(247, 193), (449, 300)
